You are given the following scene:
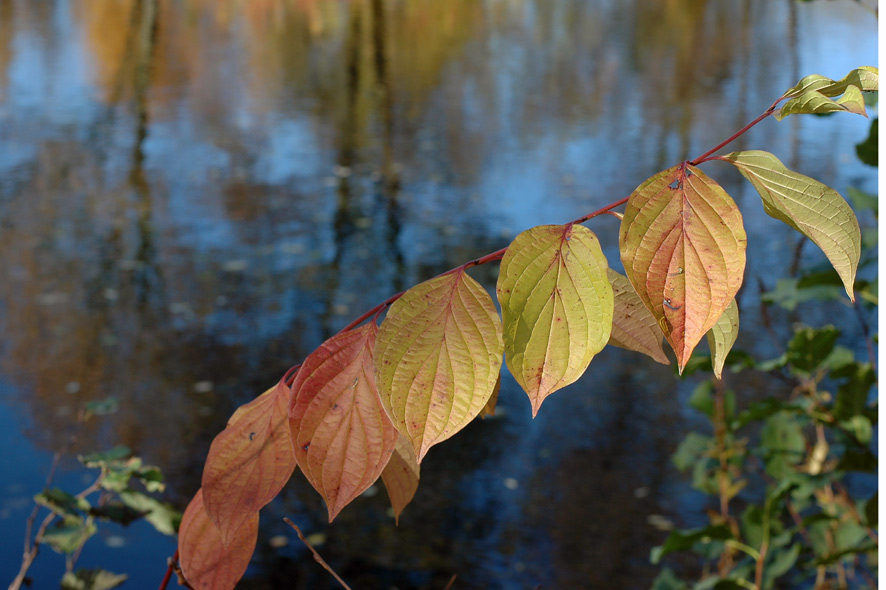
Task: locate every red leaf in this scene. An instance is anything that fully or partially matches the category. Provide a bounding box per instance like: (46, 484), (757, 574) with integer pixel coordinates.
(380, 435), (420, 525)
(202, 380), (295, 545)
(178, 489), (258, 590)
(289, 323), (399, 522)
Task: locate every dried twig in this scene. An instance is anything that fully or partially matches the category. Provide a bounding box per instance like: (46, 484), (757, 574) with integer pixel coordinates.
(284, 518), (353, 590)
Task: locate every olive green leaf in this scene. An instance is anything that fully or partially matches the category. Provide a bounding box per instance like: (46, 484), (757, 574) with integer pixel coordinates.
(776, 85), (868, 121)
(720, 151), (860, 301)
(707, 298), (739, 380)
(780, 66), (878, 99)
(497, 224), (613, 415)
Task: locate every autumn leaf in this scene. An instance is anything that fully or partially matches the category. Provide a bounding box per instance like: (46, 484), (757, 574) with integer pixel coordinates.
(375, 270), (503, 461)
(776, 85), (868, 121)
(380, 435), (420, 525)
(289, 323), (399, 522)
(619, 164), (747, 372)
(719, 150), (861, 300)
(708, 299), (739, 380)
(178, 489), (258, 590)
(607, 269), (669, 365)
(780, 66), (878, 99)
(478, 375), (501, 419)
(497, 224), (613, 415)
(202, 380), (295, 545)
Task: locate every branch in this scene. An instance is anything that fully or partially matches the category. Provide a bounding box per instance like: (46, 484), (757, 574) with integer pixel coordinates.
(284, 518), (353, 590)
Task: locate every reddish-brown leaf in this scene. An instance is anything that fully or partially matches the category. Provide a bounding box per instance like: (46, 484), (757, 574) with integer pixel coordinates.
(289, 323), (399, 522)
(478, 375), (502, 419)
(178, 489), (258, 590)
(619, 164), (746, 372)
(607, 269), (669, 365)
(380, 435), (420, 525)
(202, 380), (295, 545)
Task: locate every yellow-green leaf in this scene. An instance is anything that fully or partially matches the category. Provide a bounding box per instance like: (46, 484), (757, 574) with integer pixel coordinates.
(375, 270), (503, 461)
(607, 268), (669, 365)
(781, 66), (878, 99)
(178, 489), (258, 590)
(380, 435), (420, 525)
(202, 381), (295, 546)
(776, 85), (868, 121)
(289, 323), (399, 522)
(619, 164), (747, 373)
(720, 150), (860, 301)
(707, 298), (739, 380)
(497, 224), (613, 415)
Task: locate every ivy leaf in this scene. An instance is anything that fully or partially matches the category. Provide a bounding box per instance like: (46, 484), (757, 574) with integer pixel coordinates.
(178, 489), (258, 590)
(780, 66), (879, 99)
(776, 85), (868, 121)
(607, 269), (669, 365)
(720, 150), (861, 301)
(707, 299), (739, 380)
(202, 381), (295, 545)
(290, 323), (399, 522)
(620, 164), (747, 373)
(60, 569), (128, 590)
(380, 435), (420, 524)
(497, 224), (613, 415)
(376, 270), (503, 461)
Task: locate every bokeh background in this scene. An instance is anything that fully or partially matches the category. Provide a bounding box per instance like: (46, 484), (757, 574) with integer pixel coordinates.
(0, 1), (877, 588)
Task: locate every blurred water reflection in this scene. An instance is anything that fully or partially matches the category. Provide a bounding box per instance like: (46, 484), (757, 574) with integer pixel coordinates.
(0, 0), (876, 587)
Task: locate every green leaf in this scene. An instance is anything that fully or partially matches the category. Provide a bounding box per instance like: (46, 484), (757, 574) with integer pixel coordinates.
(79, 446), (132, 468)
(135, 465), (166, 493)
(61, 569), (128, 590)
(377, 269), (503, 459)
(776, 85), (869, 121)
(780, 66), (879, 99)
(82, 397), (120, 420)
(707, 299), (739, 380)
(607, 269), (669, 364)
(119, 490), (181, 535)
(720, 151), (861, 301)
(650, 568), (689, 590)
(34, 489), (91, 519)
(785, 325), (839, 374)
(497, 224), (613, 415)
(43, 520), (97, 554)
(688, 381), (714, 417)
(837, 448), (877, 472)
(864, 491), (877, 526)
(672, 432), (713, 472)
(761, 411), (805, 479)
(833, 362), (876, 421)
(88, 502), (146, 526)
(620, 164), (747, 372)
(839, 415), (873, 445)
(855, 118), (877, 168)
(763, 543), (800, 588)
(651, 525), (733, 564)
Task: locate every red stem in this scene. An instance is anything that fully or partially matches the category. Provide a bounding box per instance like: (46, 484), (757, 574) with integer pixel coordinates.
(689, 99), (781, 165)
(157, 549), (178, 590)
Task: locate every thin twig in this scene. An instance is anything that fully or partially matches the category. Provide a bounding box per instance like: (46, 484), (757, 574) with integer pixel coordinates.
(284, 518), (354, 590)
(443, 574), (457, 590)
(157, 549), (179, 590)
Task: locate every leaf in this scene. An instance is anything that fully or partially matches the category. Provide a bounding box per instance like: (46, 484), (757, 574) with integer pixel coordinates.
(763, 543), (800, 586)
(780, 66), (879, 99)
(202, 380), (296, 545)
(178, 489), (258, 590)
(380, 435), (421, 524)
(88, 502), (146, 526)
(776, 85), (868, 121)
(34, 488), (91, 519)
(79, 446), (132, 468)
(707, 299), (739, 380)
(43, 520), (97, 555)
(761, 411), (805, 479)
(497, 224), (613, 414)
(785, 325), (839, 374)
(376, 269), (503, 460)
(289, 323), (399, 522)
(61, 569), (128, 590)
(833, 363), (876, 421)
(650, 568), (689, 590)
(119, 490), (181, 535)
(607, 269), (669, 364)
(478, 374), (501, 419)
(651, 524), (733, 563)
(855, 118), (877, 167)
(720, 150), (861, 300)
(620, 164), (747, 372)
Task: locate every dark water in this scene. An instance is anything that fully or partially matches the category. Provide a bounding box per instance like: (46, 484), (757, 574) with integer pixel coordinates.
(0, 1), (877, 588)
